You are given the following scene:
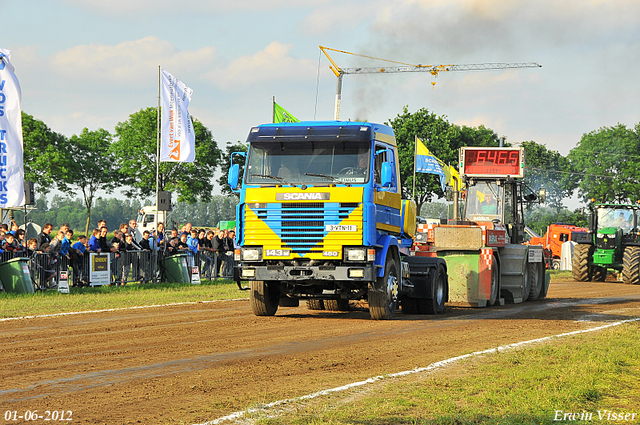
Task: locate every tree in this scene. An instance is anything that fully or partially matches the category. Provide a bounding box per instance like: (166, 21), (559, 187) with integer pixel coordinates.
(112, 107), (222, 204)
(57, 128), (119, 235)
(21, 112), (68, 193)
(568, 123), (640, 203)
(521, 140), (575, 212)
(387, 106), (499, 213)
(217, 142), (248, 197)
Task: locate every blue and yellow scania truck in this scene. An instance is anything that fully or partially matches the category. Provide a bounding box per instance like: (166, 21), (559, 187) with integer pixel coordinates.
(228, 121), (448, 320)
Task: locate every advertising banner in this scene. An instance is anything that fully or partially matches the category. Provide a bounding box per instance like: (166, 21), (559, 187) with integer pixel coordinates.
(0, 48), (25, 207)
(89, 253), (111, 286)
(160, 69), (195, 162)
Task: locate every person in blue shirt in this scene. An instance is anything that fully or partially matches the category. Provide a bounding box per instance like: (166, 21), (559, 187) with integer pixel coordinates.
(186, 229), (199, 269)
(71, 235), (87, 286)
(88, 228), (101, 252)
(60, 230), (73, 257)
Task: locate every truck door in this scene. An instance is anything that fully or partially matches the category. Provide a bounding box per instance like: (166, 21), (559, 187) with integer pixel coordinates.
(374, 144), (402, 234)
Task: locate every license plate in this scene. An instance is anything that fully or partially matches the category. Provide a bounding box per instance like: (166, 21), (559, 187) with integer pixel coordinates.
(265, 249), (290, 257)
(325, 225), (357, 232)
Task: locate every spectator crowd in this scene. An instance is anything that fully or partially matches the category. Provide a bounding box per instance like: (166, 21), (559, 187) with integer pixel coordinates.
(0, 218), (238, 290)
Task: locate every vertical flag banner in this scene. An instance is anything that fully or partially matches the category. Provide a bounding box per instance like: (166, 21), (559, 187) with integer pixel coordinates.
(273, 101), (300, 123)
(0, 49), (25, 207)
(160, 69), (195, 162)
(415, 136), (446, 192)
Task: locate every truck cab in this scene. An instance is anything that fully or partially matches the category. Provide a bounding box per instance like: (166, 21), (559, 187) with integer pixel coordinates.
(229, 121), (448, 320)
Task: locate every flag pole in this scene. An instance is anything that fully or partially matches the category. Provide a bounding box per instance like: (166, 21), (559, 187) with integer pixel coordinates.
(412, 135), (417, 199)
(156, 66), (161, 216)
(272, 96), (275, 123)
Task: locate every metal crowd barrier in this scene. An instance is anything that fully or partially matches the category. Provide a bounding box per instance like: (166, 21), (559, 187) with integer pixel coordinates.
(0, 249), (236, 291)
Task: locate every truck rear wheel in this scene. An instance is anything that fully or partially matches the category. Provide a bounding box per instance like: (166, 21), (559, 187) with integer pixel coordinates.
(306, 300), (325, 310)
(250, 280), (280, 316)
(622, 246), (640, 285)
(529, 261), (544, 300)
(418, 263), (447, 314)
(487, 255), (499, 306)
(325, 299), (350, 311)
(368, 255), (399, 320)
(572, 244), (592, 282)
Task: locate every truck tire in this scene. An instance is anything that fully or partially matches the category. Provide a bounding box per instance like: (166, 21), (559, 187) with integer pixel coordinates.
(368, 254), (399, 320)
(306, 299), (325, 310)
(522, 262), (532, 302)
(572, 244), (592, 282)
(250, 280), (280, 316)
(592, 266), (607, 282)
(325, 299), (350, 311)
(401, 297), (419, 314)
(487, 255), (499, 306)
(622, 246), (640, 285)
(552, 259), (561, 270)
(418, 263), (447, 314)
(529, 261), (544, 300)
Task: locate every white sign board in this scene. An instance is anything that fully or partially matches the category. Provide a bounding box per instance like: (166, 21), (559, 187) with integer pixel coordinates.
(58, 270), (69, 294)
(89, 253), (111, 286)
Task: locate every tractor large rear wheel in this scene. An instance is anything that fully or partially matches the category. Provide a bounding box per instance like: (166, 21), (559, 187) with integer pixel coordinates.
(572, 244), (592, 282)
(622, 246), (640, 285)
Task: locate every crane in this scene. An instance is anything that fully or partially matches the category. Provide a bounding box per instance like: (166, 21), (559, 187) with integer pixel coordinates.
(319, 45), (542, 120)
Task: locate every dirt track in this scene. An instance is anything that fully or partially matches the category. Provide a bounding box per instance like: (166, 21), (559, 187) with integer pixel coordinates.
(1, 276), (639, 424)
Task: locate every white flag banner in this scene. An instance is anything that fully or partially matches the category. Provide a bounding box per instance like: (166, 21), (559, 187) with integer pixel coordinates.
(0, 49), (25, 207)
(160, 69), (195, 162)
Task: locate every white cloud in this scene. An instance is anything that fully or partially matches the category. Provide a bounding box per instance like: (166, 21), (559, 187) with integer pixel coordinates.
(62, 0), (333, 14)
(203, 42), (317, 89)
(51, 36), (216, 85)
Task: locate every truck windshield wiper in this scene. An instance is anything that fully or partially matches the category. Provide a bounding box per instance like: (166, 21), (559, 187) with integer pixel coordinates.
(304, 173), (351, 187)
(251, 174), (306, 190)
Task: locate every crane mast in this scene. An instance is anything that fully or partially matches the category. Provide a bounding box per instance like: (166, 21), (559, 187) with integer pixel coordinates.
(319, 45), (542, 120)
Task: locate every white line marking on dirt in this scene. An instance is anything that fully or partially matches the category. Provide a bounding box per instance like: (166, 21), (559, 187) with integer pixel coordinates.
(197, 317), (640, 425)
(0, 298), (249, 322)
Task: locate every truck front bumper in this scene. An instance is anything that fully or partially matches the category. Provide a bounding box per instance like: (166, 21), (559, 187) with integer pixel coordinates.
(237, 263), (376, 282)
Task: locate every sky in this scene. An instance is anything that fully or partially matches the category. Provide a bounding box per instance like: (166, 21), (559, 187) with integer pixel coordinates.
(2, 0), (640, 192)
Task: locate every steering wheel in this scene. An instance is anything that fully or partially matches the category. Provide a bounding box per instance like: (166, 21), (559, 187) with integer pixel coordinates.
(337, 167), (356, 175)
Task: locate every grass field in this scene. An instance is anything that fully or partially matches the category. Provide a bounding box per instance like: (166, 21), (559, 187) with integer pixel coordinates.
(247, 322), (640, 425)
(0, 279), (247, 319)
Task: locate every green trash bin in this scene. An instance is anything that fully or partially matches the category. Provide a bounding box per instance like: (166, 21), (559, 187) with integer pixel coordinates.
(162, 254), (190, 283)
(0, 257), (35, 294)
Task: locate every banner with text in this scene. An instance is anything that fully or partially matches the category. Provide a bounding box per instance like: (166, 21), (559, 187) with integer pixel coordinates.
(160, 69), (195, 162)
(0, 48), (25, 206)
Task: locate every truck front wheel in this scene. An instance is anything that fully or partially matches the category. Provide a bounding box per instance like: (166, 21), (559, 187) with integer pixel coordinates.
(368, 255), (399, 320)
(250, 280), (280, 316)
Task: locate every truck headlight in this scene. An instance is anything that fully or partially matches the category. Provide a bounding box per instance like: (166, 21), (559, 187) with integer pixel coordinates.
(242, 248), (262, 261)
(597, 233), (604, 239)
(345, 247), (366, 262)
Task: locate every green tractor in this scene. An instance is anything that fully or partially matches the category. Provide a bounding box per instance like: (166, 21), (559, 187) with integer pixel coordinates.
(572, 203), (640, 284)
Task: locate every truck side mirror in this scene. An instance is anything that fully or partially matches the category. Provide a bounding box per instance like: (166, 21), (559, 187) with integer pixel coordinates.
(228, 164), (240, 190)
(228, 151), (246, 193)
(381, 162), (393, 187)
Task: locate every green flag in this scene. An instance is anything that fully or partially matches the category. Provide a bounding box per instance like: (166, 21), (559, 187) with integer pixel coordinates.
(273, 101), (300, 123)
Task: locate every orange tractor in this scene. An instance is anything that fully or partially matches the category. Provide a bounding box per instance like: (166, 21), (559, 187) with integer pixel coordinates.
(526, 223), (588, 269)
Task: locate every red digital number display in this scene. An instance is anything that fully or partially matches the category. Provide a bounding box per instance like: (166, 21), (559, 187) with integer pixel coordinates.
(463, 148), (522, 177)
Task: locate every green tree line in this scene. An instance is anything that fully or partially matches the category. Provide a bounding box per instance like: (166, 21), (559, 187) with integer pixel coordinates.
(21, 106), (640, 237)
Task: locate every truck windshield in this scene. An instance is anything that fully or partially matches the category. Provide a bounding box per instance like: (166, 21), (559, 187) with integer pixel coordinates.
(245, 140), (370, 185)
(465, 182), (502, 220)
(597, 207), (634, 234)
